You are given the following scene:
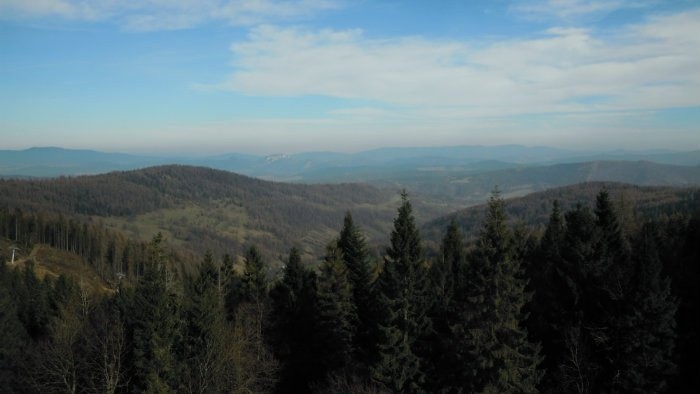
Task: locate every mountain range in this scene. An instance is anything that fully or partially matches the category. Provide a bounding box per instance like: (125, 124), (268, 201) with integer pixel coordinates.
(2, 145), (699, 180)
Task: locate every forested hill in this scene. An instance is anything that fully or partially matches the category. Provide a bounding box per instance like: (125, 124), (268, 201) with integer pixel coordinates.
(390, 160), (700, 205)
(0, 165), (390, 216)
(0, 165), (417, 259)
(422, 182), (700, 243)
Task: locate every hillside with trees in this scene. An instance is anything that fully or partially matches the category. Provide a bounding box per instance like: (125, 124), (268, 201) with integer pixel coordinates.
(423, 181), (700, 247)
(0, 165), (448, 261)
(1, 186), (697, 393)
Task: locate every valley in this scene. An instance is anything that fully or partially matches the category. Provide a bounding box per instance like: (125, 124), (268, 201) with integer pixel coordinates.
(2, 158), (699, 269)
(2, 157), (699, 394)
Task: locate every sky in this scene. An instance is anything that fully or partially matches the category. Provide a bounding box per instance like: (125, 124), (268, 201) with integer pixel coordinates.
(1, 0), (699, 155)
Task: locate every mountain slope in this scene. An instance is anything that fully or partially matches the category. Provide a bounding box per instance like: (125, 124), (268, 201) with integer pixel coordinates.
(0, 165), (431, 260)
(1, 237), (110, 293)
(422, 182), (700, 245)
(391, 160), (700, 205)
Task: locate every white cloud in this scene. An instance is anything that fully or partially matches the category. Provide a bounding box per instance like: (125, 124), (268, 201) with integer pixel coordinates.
(0, 0), (340, 30)
(219, 9), (700, 118)
(510, 0), (655, 21)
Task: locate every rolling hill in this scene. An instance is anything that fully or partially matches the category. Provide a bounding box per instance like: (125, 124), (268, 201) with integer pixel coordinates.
(3, 160), (699, 267)
(421, 182), (700, 247)
(2, 146), (699, 180)
(388, 160), (700, 205)
(0, 165), (442, 262)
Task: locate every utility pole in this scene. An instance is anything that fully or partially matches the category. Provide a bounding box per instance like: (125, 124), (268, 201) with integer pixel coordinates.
(10, 246), (20, 265)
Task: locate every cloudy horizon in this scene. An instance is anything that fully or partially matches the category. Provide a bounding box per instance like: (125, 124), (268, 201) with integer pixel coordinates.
(1, 0), (699, 155)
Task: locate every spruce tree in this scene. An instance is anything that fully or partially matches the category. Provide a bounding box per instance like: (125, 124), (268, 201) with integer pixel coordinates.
(456, 191), (541, 393)
(587, 190), (632, 392)
(433, 219), (463, 313)
(317, 241), (359, 375)
(123, 234), (179, 393)
(551, 204), (599, 393)
(616, 223), (677, 393)
(178, 252), (224, 393)
(0, 264), (29, 392)
(270, 247), (320, 393)
(337, 212), (375, 365)
(371, 191), (431, 392)
(426, 219), (465, 391)
(527, 200), (571, 392)
(243, 245), (267, 305)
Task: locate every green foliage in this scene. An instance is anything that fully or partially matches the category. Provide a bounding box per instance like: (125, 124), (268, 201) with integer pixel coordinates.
(615, 224), (677, 393)
(317, 242), (359, 374)
(0, 165), (399, 259)
(0, 207), (149, 283)
(178, 252), (225, 392)
(222, 249), (279, 393)
(122, 234), (180, 393)
(455, 191), (542, 393)
(243, 246), (268, 304)
(422, 219), (466, 391)
(372, 191), (432, 392)
(529, 191), (681, 393)
(0, 264), (29, 392)
(337, 212), (375, 366)
(270, 247), (321, 393)
(423, 182), (700, 243)
(0, 183), (694, 393)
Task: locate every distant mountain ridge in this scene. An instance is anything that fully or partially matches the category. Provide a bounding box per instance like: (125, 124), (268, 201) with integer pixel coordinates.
(421, 181), (700, 246)
(2, 145), (699, 179)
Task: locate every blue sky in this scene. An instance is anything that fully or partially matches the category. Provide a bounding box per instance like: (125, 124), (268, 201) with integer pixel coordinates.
(1, 0), (699, 154)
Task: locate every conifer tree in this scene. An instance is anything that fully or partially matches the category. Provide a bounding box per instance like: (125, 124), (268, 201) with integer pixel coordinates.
(549, 204), (599, 393)
(0, 264), (29, 392)
(433, 219), (463, 313)
(178, 252), (224, 393)
(242, 245), (269, 347)
(337, 212), (375, 365)
(222, 250), (278, 392)
(317, 241), (358, 375)
(123, 234), (180, 393)
(243, 245), (267, 305)
(585, 190), (632, 391)
(528, 200), (571, 392)
(426, 219), (465, 391)
(34, 275), (87, 394)
(555, 192), (637, 393)
(270, 247), (320, 393)
(18, 262), (52, 340)
(371, 191), (431, 392)
(616, 223), (677, 393)
(455, 191), (541, 393)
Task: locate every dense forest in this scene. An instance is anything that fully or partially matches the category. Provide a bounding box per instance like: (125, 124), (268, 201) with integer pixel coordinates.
(2, 165), (699, 263)
(0, 165), (421, 259)
(1, 187), (698, 393)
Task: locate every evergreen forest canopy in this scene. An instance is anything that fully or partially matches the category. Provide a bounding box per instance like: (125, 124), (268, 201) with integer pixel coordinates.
(1, 185), (698, 393)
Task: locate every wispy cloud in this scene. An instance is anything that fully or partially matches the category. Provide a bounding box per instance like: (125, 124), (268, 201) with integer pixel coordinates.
(0, 0), (341, 31)
(510, 0), (655, 21)
(218, 9), (700, 118)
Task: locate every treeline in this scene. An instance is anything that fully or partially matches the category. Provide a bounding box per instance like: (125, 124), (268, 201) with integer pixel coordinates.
(1, 190), (698, 393)
(0, 165), (397, 258)
(0, 165), (391, 217)
(0, 207), (162, 281)
(423, 181), (700, 245)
